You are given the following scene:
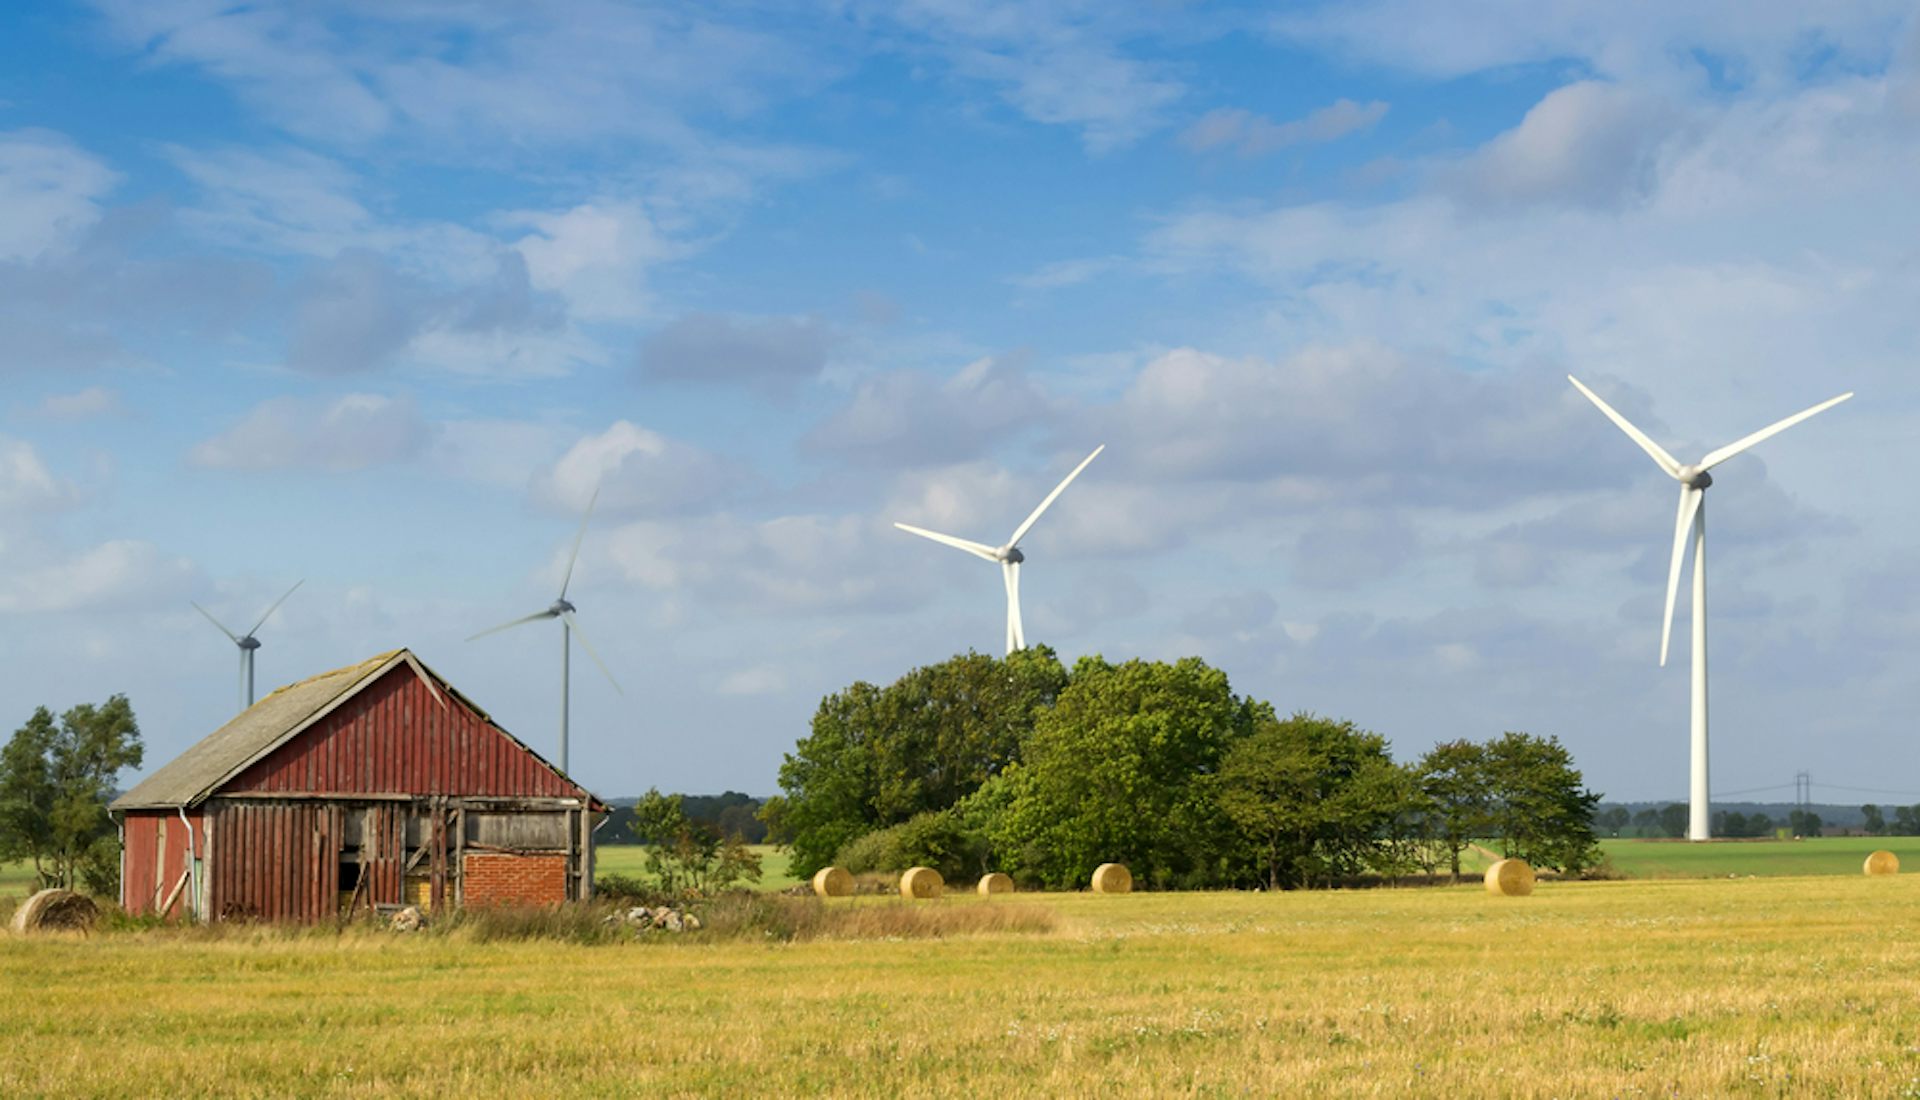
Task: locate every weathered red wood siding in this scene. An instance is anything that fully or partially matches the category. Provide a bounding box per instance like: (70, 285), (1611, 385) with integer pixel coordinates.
(224, 663), (585, 800)
(120, 808), (204, 917)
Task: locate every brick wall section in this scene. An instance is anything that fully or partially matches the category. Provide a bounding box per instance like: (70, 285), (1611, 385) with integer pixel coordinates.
(463, 853), (567, 907)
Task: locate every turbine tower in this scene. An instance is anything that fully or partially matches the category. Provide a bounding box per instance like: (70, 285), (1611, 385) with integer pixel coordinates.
(469, 487), (622, 775)
(895, 445), (1104, 655)
(1568, 376), (1851, 841)
(193, 581), (304, 713)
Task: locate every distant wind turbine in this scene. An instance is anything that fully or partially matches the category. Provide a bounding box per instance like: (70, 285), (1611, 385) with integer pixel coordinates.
(1569, 375), (1851, 841)
(193, 580), (303, 713)
(469, 487), (622, 774)
(895, 445), (1104, 655)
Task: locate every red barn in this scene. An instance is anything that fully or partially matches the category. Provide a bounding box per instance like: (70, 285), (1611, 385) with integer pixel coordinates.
(111, 649), (607, 922)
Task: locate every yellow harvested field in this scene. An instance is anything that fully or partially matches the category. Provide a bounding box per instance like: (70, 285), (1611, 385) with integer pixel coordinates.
(7, 876), (1920, 1096)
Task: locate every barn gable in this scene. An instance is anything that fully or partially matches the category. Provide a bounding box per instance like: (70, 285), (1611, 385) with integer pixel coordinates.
(113, 649), (600, 810)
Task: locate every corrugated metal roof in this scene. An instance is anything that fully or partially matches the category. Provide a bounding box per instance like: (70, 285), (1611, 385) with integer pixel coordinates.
(112, 651), (407, 810)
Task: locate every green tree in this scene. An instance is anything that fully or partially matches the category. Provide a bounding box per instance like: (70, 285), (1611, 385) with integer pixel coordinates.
(1483, 731), (1600, 873)
(774, 648), (1068, 876)
(1657, 803), (1689, 838)
(989, 656), (1261, 889)
(1415, 739), (1490, 880)
(0, 695), (143, 894)
(1787, 808), (1824, 838)
(626, 788), (761, 895)
(1217, 713), (1410, 889)
(1861, 804), (1886, 836)
(1631, 807), (1661, 836)
(1597, 807), (1631, 836)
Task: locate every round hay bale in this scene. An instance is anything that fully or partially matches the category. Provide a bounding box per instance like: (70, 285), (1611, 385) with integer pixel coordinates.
(1091, 863), (1132, 894)
(9, 889), (99, 935)
(900, 866), (944, 900)
(811, 865), (854, 898)
(977, 872), (1014, 896)
(1484, 858), (1536, 897)
(1864, 850), (1900, 876)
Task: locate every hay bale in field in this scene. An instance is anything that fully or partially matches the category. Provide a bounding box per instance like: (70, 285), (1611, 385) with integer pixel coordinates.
(1864, 850), (1900, 876)
(900, 866), (944, 899)
(812, 866), (854, 898)
(9, 889), (99, 934)
(1484, 858), (1535, 897)
(1090, 863), (1132, 894)
(977, 872), (1014, 896)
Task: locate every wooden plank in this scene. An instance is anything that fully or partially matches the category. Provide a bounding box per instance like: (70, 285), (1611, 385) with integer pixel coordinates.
(160, 870), (189, 917)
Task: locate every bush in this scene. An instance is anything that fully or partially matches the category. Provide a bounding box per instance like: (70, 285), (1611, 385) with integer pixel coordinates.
(834, 808), (987, 883)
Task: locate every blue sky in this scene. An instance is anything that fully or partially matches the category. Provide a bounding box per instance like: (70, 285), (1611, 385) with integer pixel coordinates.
(5, 1), (1920, 807)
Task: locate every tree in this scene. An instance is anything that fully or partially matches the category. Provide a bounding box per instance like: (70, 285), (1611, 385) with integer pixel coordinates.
(774, 648), (1068, 876)
(0, 696), (143, 894)
(1787, 808), (1824, 838)
(1482, 732), (1600, 873)
(1416, 740), (1490, 880)
(626, 789), (761, 895)
(1597, 807), (1631, 836)
(1861, 804), (1886, 836)
(1218, 713), (1412, 889)
(1657, 803), (1689, 838)
(1631, 807), (1661, 836)
(988, 656), (1261, 889)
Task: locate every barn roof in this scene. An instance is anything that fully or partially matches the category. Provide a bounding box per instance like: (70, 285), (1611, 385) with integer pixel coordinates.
(111, 649), (599, 811)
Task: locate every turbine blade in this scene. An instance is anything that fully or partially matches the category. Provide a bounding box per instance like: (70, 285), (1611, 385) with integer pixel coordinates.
(559, 484), (601, 601)
(893, 523), (1001, 562)
(1006, 444), (1105, 549)
(1699, 392), (1853, 471)
(1005, 559), (1024, 652)
(247, 579), (304, 638)
(1660, 485), (1703, 667)
(1567, 376), (1681, 477)
(467, 608), (555, 641)
(560, 610), (623, 695)
(192, 602), (241, 644)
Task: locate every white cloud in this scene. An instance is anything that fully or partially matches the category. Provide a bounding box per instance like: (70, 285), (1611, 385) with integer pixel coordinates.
(637, 313), (840, 387)
(32, 386), (125, 420)
(1447, 81), (1679, 209)
(1271, 1), (1913, 84)
(806, 355), (1054, 465)
(0, 129), (120, 261)
(0, 435), (76, 512)
(534, 421), (748, 518)
(189, 393), (429, 471)
(1182, 99), (1389, 157)
(0, 539), (198, 613)
(507, 201), (679, 324)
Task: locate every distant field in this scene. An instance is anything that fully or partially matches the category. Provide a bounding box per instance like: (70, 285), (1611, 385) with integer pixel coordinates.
(594, 844), (798, 892)
(0, 860), (38, 899)
(1598, 836), (1920, 878)
(8, 876), (1920, 1095)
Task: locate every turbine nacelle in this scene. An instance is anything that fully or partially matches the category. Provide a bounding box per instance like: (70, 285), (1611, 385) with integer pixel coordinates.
(238, 636), (262, 651)
(999, 546), (1025, 564)
(1676, 466), (1713, 490)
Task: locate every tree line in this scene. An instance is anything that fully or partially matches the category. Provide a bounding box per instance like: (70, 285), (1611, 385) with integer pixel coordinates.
(763, 649), (1600, 890)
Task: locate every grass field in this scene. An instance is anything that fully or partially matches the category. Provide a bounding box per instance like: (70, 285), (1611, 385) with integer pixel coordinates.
(1597, 835), (1920, 878)
(593, 844), (800, 892)
(7, 875), (1920, 1096)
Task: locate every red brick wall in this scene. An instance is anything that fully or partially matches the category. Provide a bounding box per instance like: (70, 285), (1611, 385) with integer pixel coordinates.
(463, 852), (567, 907)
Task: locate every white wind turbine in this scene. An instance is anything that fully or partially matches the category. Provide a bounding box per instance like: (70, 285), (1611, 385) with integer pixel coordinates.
(193, 581), (303, 713)
(469, 487), (622, 774)
(1569, 376), (1851, 841)
(895, 445), (1104, 655)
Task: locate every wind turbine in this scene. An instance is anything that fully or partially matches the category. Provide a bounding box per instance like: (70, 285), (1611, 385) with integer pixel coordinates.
(895, 445), (1104, 655)
(469, 487), (622, 775)
(1569, 376), (1851, 841)
(193, 581), (304, 713)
